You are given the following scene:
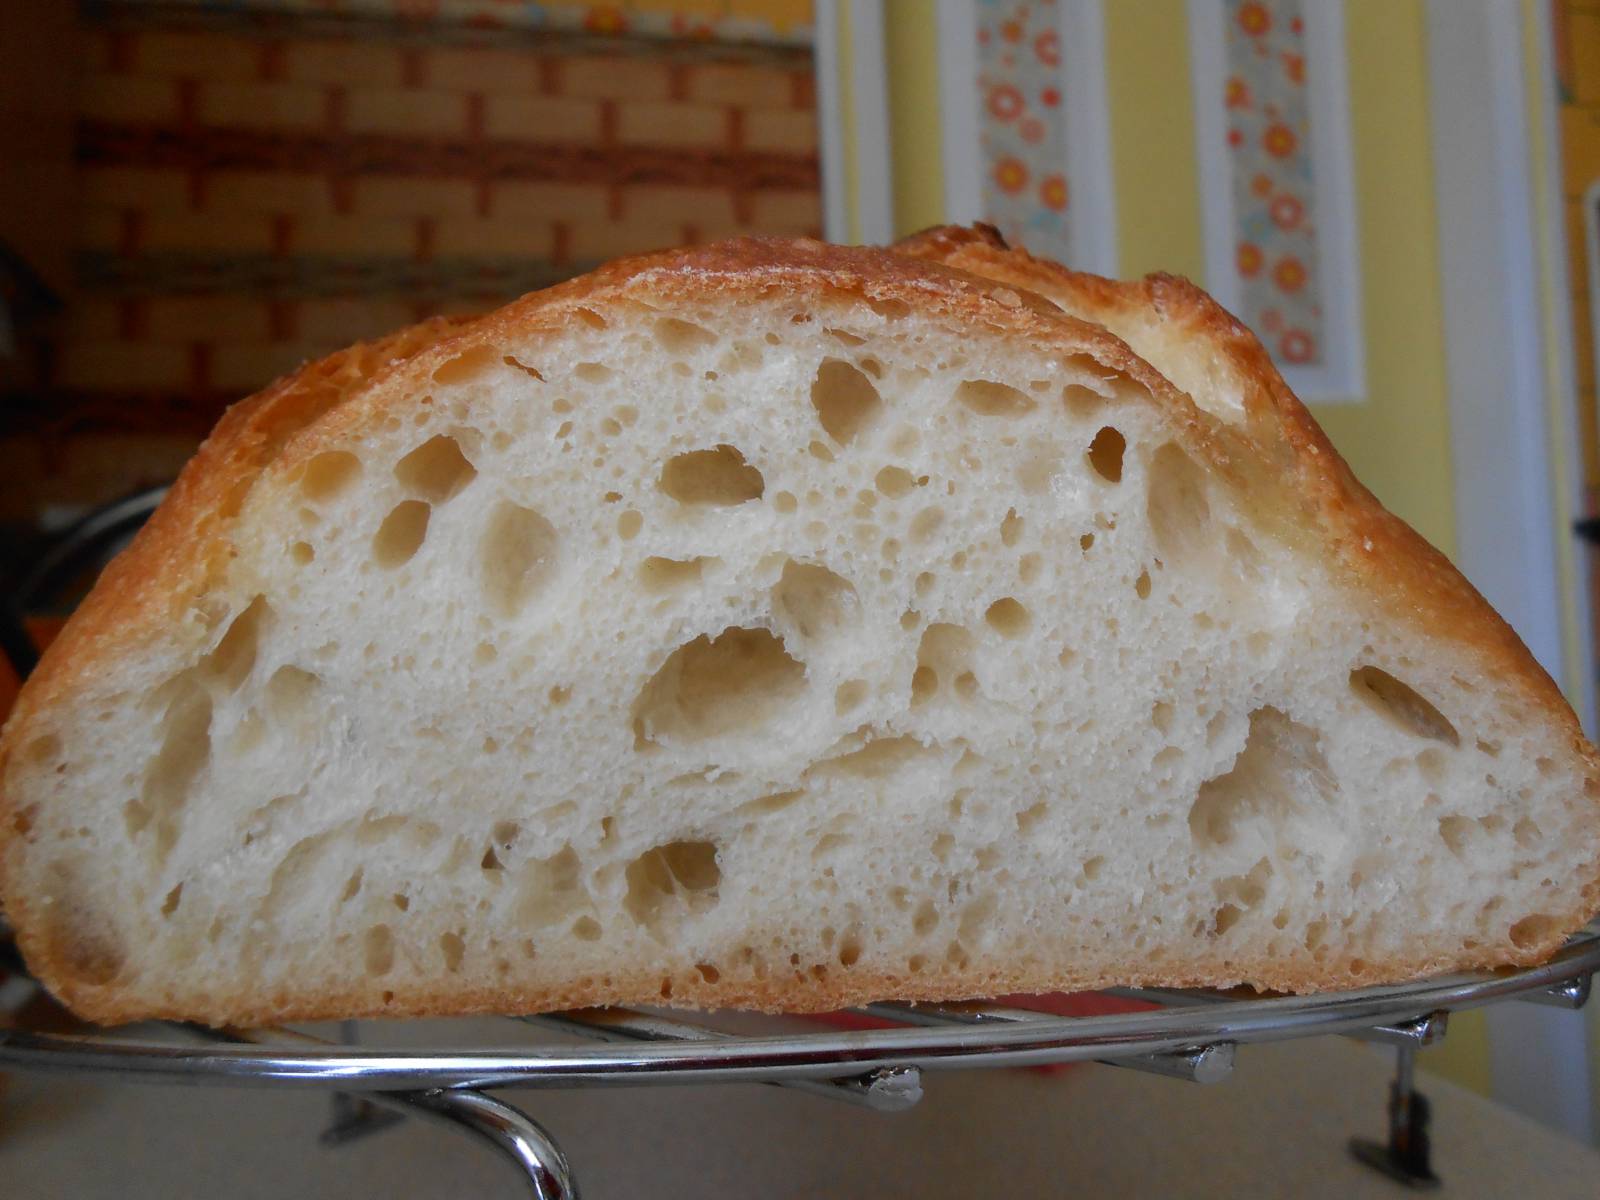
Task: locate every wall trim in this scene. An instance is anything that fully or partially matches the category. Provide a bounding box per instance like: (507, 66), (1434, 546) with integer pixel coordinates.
(1427, 0), (1594, 1143)
(815, 0), (894, 245)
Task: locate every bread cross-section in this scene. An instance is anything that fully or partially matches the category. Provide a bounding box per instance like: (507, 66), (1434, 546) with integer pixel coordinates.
(2, 235), (1596, 1026)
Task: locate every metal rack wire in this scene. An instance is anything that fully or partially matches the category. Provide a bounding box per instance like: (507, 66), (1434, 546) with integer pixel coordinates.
(4, 921), (1598, 1199)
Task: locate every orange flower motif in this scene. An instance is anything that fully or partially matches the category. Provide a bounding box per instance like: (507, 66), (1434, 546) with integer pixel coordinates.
(1270, 194), (1304, 230)
(1002, 19), (1024, 43)
(1280, 329), (1316, 363)
(987, 84), (1025, 122)
(1040, 86), (1061, 108)
(1041, 174), (1068, 211)
(1283, 53), (1305, 84)
(1251, 173), (1274, 198)
(1273, 257), (1308, 292)
(583, 6), (628, 34)
(994, 157), (1029, 195)
(1035, 29), (1060, 66)
(1020, 118), (1045, 144)
(1228, 128), (1244, 148)
(1237, 2), (1271, 36)
(1226, 76), (1252, 109)
(1263, 123), (1298, 158)
(1237, 242), (1263, 277)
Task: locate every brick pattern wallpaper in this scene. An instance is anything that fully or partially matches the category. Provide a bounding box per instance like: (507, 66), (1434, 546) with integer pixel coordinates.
(3, 1), (819, 524)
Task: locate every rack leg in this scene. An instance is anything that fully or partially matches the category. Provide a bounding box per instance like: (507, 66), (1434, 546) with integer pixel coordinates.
(385, 1088), (579, 1200)
(1348, 1041), (1440, 1189)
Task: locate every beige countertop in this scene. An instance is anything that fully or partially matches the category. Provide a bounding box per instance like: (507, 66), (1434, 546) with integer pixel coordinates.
(3, 1028), (1597, 1198)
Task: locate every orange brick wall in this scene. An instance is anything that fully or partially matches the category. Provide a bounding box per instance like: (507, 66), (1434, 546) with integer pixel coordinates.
(0, 4), (821, 526)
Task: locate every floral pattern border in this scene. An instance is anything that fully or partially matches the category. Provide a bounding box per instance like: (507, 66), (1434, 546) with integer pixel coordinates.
(974, 1), (1072, 263)
(1223, 0), (1325, 367)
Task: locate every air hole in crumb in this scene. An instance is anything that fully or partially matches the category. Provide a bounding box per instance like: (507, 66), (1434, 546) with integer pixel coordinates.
(835, 679), (868, 714)
(774, 491), (798, 513)
(1191, 708), (1334, 846)
(956, 379), (1035, 417)
(910, 508), (945, 542)
(549, 685), (571, 705)
(1147, 443), (1212, 567)
(811, 359), (883, 444)
(160, 883), (183, 916)
(572, 915), (603, 941)
(1514, 817), (1541, 849)
(772, 560), (858, 640)
(876, 466), (916, 497)
(440, 931), (465, 971)
(364, 925), (395, 975)
(618, 510), (643, 539)
(1510, 914), (1561, 950)
(654, 317), (717, 354)
(1016, 801), (1047, 833)
(911, 665), (937, 707)
(1135, 570), (1151, 599)
(632, 627), (805, 746)
(985, 598), (1030, 637)
(1350, 666), (1459, 746)
(659, 445), (764, 505)
(640, 556), (710, 591)
(372, 500), (430, 567)
(432, 344), (501, 384)
(395, 434), (476, 503)
(1087, 427), (1126, 482)
(696, 962), (721, 982)
(1000, 509), (1023, 547)
(574, 362), (613, 383)
(481, 501), (559, 617)
(1439, 815), (1473, 856)
(299, 451), (361, 502)
(1080, 532), (1095, 551)
(838, 934), (863, 967)
(624, 840), (721, 939)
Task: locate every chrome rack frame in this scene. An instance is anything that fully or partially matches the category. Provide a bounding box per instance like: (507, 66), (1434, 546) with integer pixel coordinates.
(4, 922), (1598, 1199)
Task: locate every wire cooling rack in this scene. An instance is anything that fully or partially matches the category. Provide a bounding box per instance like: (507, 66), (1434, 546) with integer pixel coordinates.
(3, 923), (1597, 1198)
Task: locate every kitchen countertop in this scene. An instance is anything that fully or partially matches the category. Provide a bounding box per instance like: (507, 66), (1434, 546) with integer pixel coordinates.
(3, 1025), (1597, 1198)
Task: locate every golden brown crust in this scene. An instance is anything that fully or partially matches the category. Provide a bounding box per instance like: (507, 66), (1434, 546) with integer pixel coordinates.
(4, 231), (1598, 1024)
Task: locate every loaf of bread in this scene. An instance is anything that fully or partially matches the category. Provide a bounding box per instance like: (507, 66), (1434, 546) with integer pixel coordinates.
(2, 234), (1597, 1026)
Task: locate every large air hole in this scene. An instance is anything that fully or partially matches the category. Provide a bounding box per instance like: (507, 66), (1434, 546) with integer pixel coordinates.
(812, 735), (939, 779)
(1350, 667), (1460, 746)
(515, 845), (589, 928)
(481, 501), (559, 617)
(985, 597), (1031, 638)
(299, 451), (361, 502)
(632, 627), (805, 746)
(137, 674), (213, 856)
(373, 500), (430, 568)
(1147, 442), (1213, 568)
(655, 317), (718, 355)
(432, 343), (502, 384)
(1087, 426), (1126, 483)
(624, 840), (721, 940)
(912, 623), (976, 705)
(639, 556), (712, 591)
(263, 664), (319, 721)
(811, 359), (883, 445)
(659, 445), (765, 506)
(1189, 707), (1335, 847)
(772, 560), (858, 640)
(204, 596), (268, 691)
(395, 434), (477, 503)
(956, 380), (1035, 418)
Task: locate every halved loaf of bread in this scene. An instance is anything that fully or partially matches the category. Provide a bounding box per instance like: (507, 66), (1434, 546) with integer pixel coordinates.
(2, 235), (1597, 1026)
